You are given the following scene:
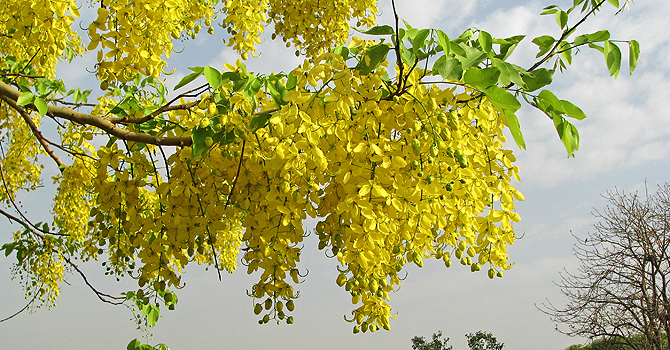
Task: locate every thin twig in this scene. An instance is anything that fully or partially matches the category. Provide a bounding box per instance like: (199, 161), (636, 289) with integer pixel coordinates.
(391, 0), (403, 96)
(225, 140), (246, 208)
(61, 254), (125, 305)
(0, 284), (41, 322)
(0, 72), (46, 79)
(108, 84), (207, 124)
(527, 0), (607, 72)
(0, 164), (67, 237)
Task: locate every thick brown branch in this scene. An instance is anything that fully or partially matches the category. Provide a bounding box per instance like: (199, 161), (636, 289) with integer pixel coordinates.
(0, 80), (193, 146)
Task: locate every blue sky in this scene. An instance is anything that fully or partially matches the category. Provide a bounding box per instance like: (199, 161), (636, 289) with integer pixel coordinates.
(1, 1), (669, 349)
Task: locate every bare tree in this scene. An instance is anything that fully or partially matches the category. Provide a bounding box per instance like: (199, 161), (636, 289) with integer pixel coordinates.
(541, 184), (670, 350)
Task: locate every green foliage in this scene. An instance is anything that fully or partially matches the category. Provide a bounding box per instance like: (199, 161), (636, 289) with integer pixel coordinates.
(566, 333), (669, 350)
(466, 331), (504, 350)
(411, 331), (452, 350)
(126, 338), (170, 350)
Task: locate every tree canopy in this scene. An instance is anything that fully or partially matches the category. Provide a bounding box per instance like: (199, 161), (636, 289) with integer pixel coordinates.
(0, 0), (638, 334)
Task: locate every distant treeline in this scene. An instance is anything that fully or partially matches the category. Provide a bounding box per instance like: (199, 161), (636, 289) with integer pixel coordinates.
(566, 333), (668, 350)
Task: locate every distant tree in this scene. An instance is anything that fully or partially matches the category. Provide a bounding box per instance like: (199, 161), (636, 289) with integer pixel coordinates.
(411, 331), (452, 350)
(542, 184), (670, 350)
(466, 330), (504, 350)
(565, 333), (668, 350)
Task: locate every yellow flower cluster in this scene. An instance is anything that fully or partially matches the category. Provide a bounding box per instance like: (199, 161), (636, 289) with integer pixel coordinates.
(221, 0), (269, 58)
(10, 230), (65, 307)
(268, 0), (377, 56)
(2, 0), (377, 86)
(52, 157), (96, 243)
(0, 107), (43, 204)
(65, 53), (523, 327)
(0, 0), (83, 77)
(86, 0), (215, 85)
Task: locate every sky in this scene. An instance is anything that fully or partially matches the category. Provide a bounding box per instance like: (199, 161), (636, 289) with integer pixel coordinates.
(1, 1), (669, 349)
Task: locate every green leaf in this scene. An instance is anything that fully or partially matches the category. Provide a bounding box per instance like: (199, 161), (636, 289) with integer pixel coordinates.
(356, 25), (395, 35)
(400, 43), (416, 65)
(436, 29), (450, 54)
(553, 113), (580, 157)
(559, 41), (572, 65)
(478, 30), (492, 53)
(412, 29), (430, 53)
(503, 109), (526, 150)
(2, 242), (16, 257)
(456, 29), (474, 42)
(250, 113), (271, 131)
(191, 125), (214, 159)
(450, 41), (467, 57)
(484, 85), (521, 113)
(491, 58), (511, 86)
(286, 73), (297, 90)
(522, 68), (554, 92)
(629, 40), (640, 74)
(174, 71), (202, 90)
(496, 35), (525, 61)
(436, 58), (463, 81)
(127, 339), (143, 350)
(431, 55), (446, 75)
(556, 10), (569, 29)
(607, 0), (619, 7)
(537, 90), (566, 114)
(574, 34), (588, 47)
(356, 44), (391, 75)
(456, 45), (487, 69)
(333, 46), (350, 61)
(463, 67), (500, 90)
(267, 81), (285, 108)
(16, 92), (35, 106)
(243, 76), (262, 98)
(604, 40), (622, 78)
(532, 35), (556, 58)
(147, 305), (160, 327)
(203, 66), (223, 90)
(588, 42), (604, 54)
(34, 97), (48, 116)
(561, 100), (587, 120)
(585, 30), (610, 42)
(491, 58), (526, 88)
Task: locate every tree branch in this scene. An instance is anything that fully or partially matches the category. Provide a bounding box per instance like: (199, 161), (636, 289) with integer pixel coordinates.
(0, 80), (193, 147)
(0, 94), (66, 169)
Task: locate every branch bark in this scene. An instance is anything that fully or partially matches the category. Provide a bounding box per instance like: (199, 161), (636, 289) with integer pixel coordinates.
(0, 80), (193, 147)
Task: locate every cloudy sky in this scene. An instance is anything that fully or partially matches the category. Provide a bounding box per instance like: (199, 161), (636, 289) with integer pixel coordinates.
(2, 1), (669, 349)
